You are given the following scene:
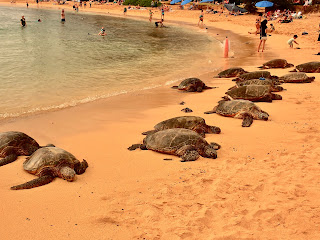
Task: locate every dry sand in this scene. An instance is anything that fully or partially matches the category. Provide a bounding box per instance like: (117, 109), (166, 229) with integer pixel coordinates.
(1, 2), (320, 239)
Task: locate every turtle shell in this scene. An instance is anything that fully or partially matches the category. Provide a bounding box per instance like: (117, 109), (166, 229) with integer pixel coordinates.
(216, 100), (265, 118)
(262, 59), (293, 68)
(296, 62), (320, 73)
(237, 79), (277, 87)
(279, 72), (315, 83)
(143, 128), (208, 154)
(216, 67), (247, 78)
(178, 78), (206, 91)
(0, 131), (39, 157)
(226, 85), (272, 101)
(23, 147), (79, 175)
(238, 71), (272, 81)
(154, 116), (206, 131)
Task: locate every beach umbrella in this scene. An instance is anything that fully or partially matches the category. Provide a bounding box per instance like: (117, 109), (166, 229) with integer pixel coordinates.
(170, 0), (182, 4)
(181, 0), (192, 5)
(255, 1), (274, 8)
(199, 0), (214, 3)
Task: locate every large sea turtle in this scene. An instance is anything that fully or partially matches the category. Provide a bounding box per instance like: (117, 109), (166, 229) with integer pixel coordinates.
(204, 100), (269, 127)
(213, 67), (248, 78)
(225, 85), (282, 102)
(229, 79), (284, 92)
(279, 72), (315, 83)
(258, 59), (294, 69)
(171, 78), (213, 92)
(142, 116), (221, 137)
(129, 128), (220, 162)
(0, 131), (54, 167)
(232, 71), (277, 82)
(11, 147), (88, 190)
(291, 61), (320, 73)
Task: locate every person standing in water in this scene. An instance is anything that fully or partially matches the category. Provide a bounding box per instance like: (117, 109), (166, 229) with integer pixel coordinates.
(149, 9), (153, 22)
(61, 9), (66, 22)
(198, 10), (204, 27)
(257, 19), (268, 52)
(26, 2), (28, 8)
(21, 16), (26, 27)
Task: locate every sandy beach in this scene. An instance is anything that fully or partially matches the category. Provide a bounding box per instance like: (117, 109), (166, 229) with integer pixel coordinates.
(1, 2), (320, 239)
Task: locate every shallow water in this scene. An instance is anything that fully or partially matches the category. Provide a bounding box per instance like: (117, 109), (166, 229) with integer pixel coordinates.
(0, 6), (222, 118)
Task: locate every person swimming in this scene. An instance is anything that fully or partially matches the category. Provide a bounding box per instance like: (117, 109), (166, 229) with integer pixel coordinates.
(98, 27), (106, 36)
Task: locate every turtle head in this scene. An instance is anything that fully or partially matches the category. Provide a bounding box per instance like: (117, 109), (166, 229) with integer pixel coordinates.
(272, 85), (284, 92)
(258, 111), (269, 121)
(60, 166), (76, 182)
(203, 145), (217, 159)
(286, 63), (294, 68)
(208, 126), (221, 134)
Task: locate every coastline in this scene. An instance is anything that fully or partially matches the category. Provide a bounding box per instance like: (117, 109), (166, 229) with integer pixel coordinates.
(1, 2), (320, 240)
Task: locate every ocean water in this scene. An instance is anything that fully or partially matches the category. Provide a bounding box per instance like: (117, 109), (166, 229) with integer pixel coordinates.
(0, 6), (221, 118)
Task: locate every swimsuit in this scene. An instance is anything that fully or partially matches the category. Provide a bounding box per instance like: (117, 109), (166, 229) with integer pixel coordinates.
(21, 18), (26, 26)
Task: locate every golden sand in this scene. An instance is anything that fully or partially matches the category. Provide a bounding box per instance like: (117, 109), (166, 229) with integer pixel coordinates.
(1, 2), (320, 239)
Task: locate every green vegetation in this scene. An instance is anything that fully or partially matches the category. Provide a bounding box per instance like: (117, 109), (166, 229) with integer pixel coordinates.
(123, 0), (161, 7)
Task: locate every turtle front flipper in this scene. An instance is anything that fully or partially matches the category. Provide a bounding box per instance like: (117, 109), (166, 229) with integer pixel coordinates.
(242, 113), (254, 127)
(176, 145), (200, 162)
(74, 159), (89, 175)
(142, 130), (157, 135)
(11, 175), (55, 190)
(0, 154), (18, 167)
(204, 106), (217, 114)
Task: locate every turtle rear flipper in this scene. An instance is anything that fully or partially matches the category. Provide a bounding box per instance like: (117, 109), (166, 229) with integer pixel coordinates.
(127, 144), (142, 151)
(142, 130), (157, 135)
(11, 175), (55, 190)
(0, 154), (18, 167)
(242, 113), (254, 127)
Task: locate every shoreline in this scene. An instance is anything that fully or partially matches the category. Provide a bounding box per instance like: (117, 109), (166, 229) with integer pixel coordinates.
(1, 2), (320, 240)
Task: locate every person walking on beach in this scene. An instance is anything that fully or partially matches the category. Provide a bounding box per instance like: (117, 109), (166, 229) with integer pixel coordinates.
(198, 10), (204, 27)
(26, 2), (28, 8)
(161, 8), (164, 20)
(257, 19), (268, 52)
(21, 15), (26, 27)
(61, 9), (66, 22)
(288, 35), (299, 48)
(124, 7), (127, 16)
(149, 10), (153, 22)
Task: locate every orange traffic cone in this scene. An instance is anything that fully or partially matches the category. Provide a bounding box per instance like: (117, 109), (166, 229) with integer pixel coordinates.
(224, 36), (229, 58)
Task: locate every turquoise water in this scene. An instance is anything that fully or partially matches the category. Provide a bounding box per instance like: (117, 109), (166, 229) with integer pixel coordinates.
(0, 6), (221, 118)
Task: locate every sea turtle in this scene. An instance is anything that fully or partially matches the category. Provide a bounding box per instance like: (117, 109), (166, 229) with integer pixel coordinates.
(142, 116), (221, 137)
(213, 67), (248, 78)
(228, 79), (284, 92)
(232, 71), (277, 82)
(11, 147), (88, 190)
(225, 85), (282, 102)
(129, 128), (220, 162)
(204, 100), (269, 127)
(258, 59), (294, 69)
(171, 78), (213, 92)
(0, 131), (54, 167)
(279, 72), (315, 83)
(291, 61), (320, 73)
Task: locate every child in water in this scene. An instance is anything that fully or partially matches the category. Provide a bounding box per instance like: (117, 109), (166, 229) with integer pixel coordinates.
(98, 27), (106, 36)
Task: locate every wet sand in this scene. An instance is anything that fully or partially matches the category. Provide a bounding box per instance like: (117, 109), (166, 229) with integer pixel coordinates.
(1, 2), (320, 239)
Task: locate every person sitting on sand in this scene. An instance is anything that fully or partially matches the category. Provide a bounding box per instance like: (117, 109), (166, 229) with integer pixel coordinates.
(155, 19), (164, 28)
(98, 27), (106, 36)
(21, 16), (26, 27)
(288, 35), (299, 48)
